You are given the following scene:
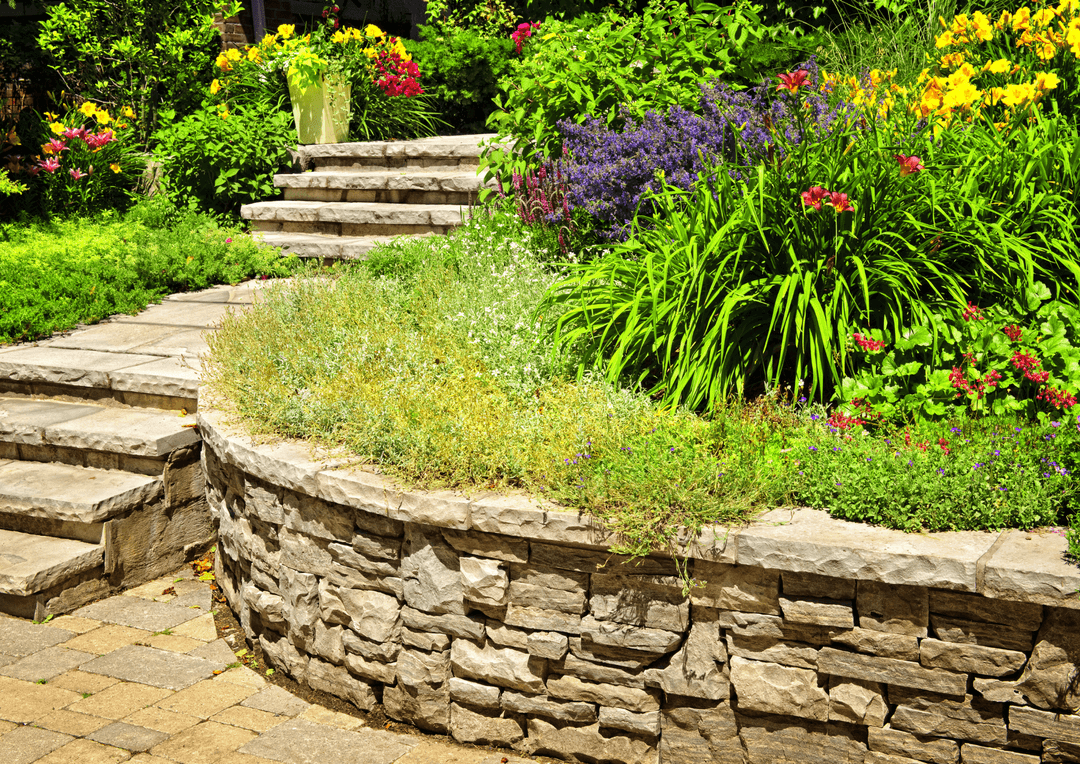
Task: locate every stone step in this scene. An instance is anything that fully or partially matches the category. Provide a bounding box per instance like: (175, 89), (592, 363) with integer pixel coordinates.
(242, 201), (466, 238)
(0, 396), (200, 476)
(0, 461), (163, 543)
(254, 232), (420, 260)
(0, 528), (104, 618)
(277, 169), (489, 205)
(0, 345), (200, 411)
(297, 134), (495, 172)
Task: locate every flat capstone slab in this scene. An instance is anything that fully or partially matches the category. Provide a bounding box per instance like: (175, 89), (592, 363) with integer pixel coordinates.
(0, 461), (162, 523)
(0, 530), (103, 597)
(79, 644), (224, 690)
(76, 596), (205, 632)
(0, 616), (73, 658)
(239, 719), (418, 764)
(87, 721), (170, 752)
(0, 346), (200, 398)
(0, 645), (95, 682)
(0, 396), (200, 457)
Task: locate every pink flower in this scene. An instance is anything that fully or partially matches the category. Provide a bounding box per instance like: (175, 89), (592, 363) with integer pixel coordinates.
(38, 157), (61, 173)
(776, 69), (810, 93)
(962, 301), (985, 321)
(62, 127), (88, 141)
(225, 238), (233, 243)
(800, 186), (828, 210)
(84, 130), (116, 151)
(69, 167), (89, 180)
(511, 22), (540, 54)
(853, 332), (885, 352)
(894, 154), (925, 176)
(825, 191), (854, 212)
(45, 138), (68, 155)
(1002, 324), (1022, 341)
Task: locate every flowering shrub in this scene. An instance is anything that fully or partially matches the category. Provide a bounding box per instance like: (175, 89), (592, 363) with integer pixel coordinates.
(7, 103), (144, 218)
(839, 282), (1080, 422)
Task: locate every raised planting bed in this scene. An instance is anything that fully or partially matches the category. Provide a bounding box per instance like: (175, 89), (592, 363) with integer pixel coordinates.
(199, 397), (1080, 764)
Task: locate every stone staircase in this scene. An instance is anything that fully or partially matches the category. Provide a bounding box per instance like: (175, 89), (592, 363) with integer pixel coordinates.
(241, 133), (496, 261)
(0, 284), (258, 621)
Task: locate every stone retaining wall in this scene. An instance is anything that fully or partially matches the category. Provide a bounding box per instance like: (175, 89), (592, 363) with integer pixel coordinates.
(199, 403), (1080, 764)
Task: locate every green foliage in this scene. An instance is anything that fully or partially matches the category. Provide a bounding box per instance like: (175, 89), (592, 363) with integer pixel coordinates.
(841, 284), (1080, 422)
(423, 0), (519, 36)
(0, 198), (298, 344)
(795, 415), (1077, 531)
(152, 103), (296, 218)
(1069, 506), (1080, 560)
(404, 28), (516, 134)
(36, 0), (241, 144)
(484, 0), (763, 176)
(0, 169), (26, 197)
(348, 78), (447, 142)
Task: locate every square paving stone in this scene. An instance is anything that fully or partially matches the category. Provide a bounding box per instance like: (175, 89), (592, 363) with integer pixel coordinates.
(0, 656), (16, 669)
(142, 634), (205, 653)
(239, 720), (418, 764)
(150, 720), (256, 764)
(0, 677), (82, 723)
(63, 624), (152, 655)
(49, 616), (102, 634)
(34, 708), (113, 736)
(210, 706), (286, 733)
(0, 646), (96, 682)
(88, 721), (170, 752)
(172, 614), (216, 642)
(80, 645), (224, 690)
(67, 681), (172, 720)
(0, 725), (73, 764)
(171, 589), (213, 611)
(155, 678), (257, 719)
(213, 667), (265, 691)
(239, 686), (308, 717)
(76, 596), (204, 632)
(0, 616), (73, 657)
(36, 738), (130, 764)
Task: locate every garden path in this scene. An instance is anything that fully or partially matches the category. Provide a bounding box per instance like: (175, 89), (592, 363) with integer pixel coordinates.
(0, 561), (535, 764)
(241, 134), (495, 261)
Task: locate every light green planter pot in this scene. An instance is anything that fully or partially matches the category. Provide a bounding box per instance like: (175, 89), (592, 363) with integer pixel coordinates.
(289, 77), (351, 145)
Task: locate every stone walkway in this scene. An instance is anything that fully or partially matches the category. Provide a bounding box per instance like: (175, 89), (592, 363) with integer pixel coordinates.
(0, 564), (532, 764)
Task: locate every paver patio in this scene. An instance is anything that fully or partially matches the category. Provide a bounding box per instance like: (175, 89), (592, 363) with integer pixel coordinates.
(0, 565), (538, 764)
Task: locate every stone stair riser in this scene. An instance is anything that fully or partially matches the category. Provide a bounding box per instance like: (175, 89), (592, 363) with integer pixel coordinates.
(0, 380), (195, 412)
(283, 188), (477, 206)
(0, 558), (108, 621)
(0, 441), (167, 476)
(311, 157), (480, 172)
(0, 511), (106, 544)
(254, 220), (457, 237)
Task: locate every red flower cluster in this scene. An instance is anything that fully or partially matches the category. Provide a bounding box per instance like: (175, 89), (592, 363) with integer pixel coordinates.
(962, 301), (985, 321)
(1038, 386), (1077, 408)
(827, 410), (866, 431)
(375, 51), (423, 97)
(853, 331), (885, 352)
(948, 366), (1002, 400)
(511, 22), (540, 54)
(1002, 324), (1022, 341)
(801, 186), (854, 212)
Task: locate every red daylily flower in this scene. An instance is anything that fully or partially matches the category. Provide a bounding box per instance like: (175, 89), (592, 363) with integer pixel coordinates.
(825, 190), (854, 212)
(894, 154), (925, 176)
(800, 186), (828, 210)
(777, 69), (810, 93)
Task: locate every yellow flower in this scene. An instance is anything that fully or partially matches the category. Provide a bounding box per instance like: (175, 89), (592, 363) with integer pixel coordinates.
(365, 23), (384, 37)
(1032, 7), (1057, 25)
(332, 30), (345, 43)
(226, 48), (242, 62)
(940, 51), (966, 68)
(1013, 7), (1031, 31)
(1035, 70), (1061, 89)
(44, 111), (59, 121)
(219, 106), (229, 120)
(972, 11), (993, 41)
(110, 163), (121, 173)
(1058, 0), (1080, 15)
(210, 79), (221, 94)
(94, 109), (112, 125)
(278, 24), (294, 38)
(41, 142), (54, 155)
(122, 106), (135, 118)
(1067, 22), (1080, 54)
(247, 46), (261, 62)
(996, 9), (1012, 28)
(261, 33), (278, 47)
(936, 30), (956, 48)
(363, 47), (378, 59)
(216, 52), (230, 70)
(983, 58), (1011, 73)
(49, 121), (66, 135)
(1003, 82), (1036, 106)
(79, 102), (97, 117)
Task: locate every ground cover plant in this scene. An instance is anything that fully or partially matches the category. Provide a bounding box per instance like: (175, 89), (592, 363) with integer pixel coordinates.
(0, 197), (298, 344)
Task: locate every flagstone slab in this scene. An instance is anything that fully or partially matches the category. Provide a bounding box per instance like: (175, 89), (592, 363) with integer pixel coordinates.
(45, 322), (192, 355)
(0, 616), (74, 657)
(0, 724), (73, 764)
(88, 721), (170, 752)
(79, 645), (224, 690)
(0, 646), (95, 682)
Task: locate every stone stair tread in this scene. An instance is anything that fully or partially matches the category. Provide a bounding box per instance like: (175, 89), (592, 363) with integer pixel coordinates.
(0, 345), (200, 400)
(0, 528), (103, 596)
(0, 396), (200, 458)
(0, 461), (163, 524)
(241, 201), (465, 226)
(254, 232), (410, 259)
(296, 133), (496, 162)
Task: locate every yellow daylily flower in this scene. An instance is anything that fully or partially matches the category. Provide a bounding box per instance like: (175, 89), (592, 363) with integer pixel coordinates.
(365, 23), (385, 37)
(49, 121), (66, 135)
(79, 102), (97, 117)
(110, 163), (122, 173)
(278, 24), (295, 38)
(210, 79), (222, 94)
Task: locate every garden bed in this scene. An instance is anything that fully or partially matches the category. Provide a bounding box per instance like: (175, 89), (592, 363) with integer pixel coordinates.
(200, 396), (1080, 764)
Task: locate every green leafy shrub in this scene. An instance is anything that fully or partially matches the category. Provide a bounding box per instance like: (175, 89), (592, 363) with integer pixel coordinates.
(404, 29), (515, 134)
(0, 197), (298, 344)
(1069, 508), (1080, 560)
(152, 103), (296, 218)
(37, 0), (240, 144)
(840, 284), (1080, 422)
(484, 0), (764, 176)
